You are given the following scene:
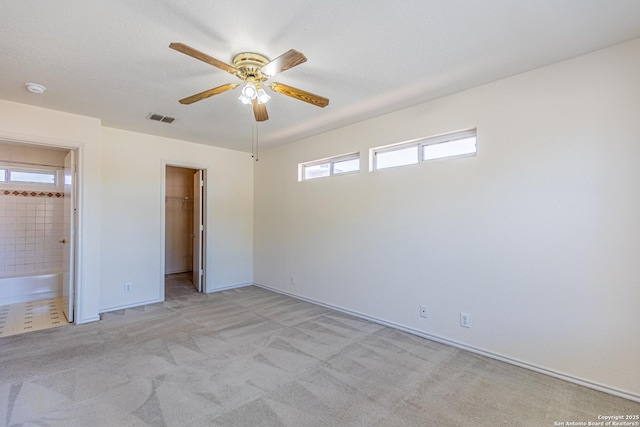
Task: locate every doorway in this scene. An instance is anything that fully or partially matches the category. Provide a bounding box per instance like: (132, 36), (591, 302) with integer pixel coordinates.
(164, 165), (205, 299)
(0, 141), (77, 336)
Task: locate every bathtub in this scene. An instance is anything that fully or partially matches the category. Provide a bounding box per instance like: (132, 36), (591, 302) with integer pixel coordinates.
(0, 271), (63, 305)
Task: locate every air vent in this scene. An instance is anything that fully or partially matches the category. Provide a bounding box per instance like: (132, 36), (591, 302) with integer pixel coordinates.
(146, 113), (176, 124)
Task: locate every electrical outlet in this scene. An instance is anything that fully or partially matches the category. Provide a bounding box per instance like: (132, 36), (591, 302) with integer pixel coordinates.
(289, 275), (296, 285)
(420, 305), (428, 318)
(124, 283), (133, 293)
(460, 312), (471, 328)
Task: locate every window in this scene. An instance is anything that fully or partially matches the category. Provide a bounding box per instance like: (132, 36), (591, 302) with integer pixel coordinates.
(10, 170), (56, 184)
(372, 129), (477, 171)
(300, 153), (360, 181)
(375, 145), (418, 170)
(0, 166), (58, 186)
(422, 134), (476, 161)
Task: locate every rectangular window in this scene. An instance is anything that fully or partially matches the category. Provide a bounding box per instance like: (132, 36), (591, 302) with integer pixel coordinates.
(332, 157), (360, 175)
(9, 170), (56, 184)
(375, 145), (419, 170)
(0, 166), (59, 186)
(372, 129), (476, 171)
(300, 153), (360, 181)
(422, 134), (476, 161)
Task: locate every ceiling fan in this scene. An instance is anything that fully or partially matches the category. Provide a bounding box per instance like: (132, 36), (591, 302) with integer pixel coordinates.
(169, 43), (329, 122)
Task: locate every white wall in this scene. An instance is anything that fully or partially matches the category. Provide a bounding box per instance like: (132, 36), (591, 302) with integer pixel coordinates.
(0, 100), (102, 324)
(254, 39), (640, 399)
(99, 127), (253, 311)
(0, 101), (254, 320)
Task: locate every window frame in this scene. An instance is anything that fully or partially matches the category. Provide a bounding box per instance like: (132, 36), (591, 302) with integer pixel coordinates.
(0, 164), (61, 188)
(371, 129), (477, 171)
(299, 152), (361, 181)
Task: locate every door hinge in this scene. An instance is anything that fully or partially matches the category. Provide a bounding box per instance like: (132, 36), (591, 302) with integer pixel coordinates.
(200, 224), (204, 232)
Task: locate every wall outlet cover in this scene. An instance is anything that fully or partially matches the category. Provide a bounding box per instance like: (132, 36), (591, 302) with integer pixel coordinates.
(420, 305), (428, 318)
(460, 312), (471, 328)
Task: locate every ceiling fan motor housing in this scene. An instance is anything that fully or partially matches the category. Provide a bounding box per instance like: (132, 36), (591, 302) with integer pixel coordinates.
(233, 53), (270, 83)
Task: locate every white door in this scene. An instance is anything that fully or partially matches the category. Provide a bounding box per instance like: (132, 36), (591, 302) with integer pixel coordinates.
(62, 151), (75, 322)
(192, 170), (203, 292)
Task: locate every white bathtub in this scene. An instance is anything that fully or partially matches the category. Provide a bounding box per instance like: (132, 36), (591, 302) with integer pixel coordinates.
(0, 272), (63, 305)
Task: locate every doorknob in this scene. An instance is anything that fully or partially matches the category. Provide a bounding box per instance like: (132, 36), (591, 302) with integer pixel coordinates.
(59, 239), (67, 244)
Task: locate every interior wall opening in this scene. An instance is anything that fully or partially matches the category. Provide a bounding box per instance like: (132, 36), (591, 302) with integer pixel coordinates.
(164, 165), (204, 299)
(0, 140), (77, 337)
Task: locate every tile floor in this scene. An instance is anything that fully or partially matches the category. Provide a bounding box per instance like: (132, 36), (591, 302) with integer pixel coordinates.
(0, 297), (67, 337)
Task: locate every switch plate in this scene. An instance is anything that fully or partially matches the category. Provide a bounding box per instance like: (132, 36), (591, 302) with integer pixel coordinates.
(124, 283), (133, 293)
(460, 312), (471, 328)
(420, 305), (428, 318)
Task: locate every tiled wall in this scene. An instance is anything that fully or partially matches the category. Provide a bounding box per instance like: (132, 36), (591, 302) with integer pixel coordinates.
(0, 190), (65, 276)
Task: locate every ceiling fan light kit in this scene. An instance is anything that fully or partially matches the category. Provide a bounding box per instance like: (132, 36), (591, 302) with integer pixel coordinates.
(169, 42), (329, 122)
(256, 88), (270, 104)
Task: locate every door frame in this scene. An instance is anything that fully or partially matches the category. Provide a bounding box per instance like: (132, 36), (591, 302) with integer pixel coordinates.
(160, 160), (208, 299)
(0, 137), (81, 324)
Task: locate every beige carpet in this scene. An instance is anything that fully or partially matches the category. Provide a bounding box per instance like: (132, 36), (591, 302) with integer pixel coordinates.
(0, 284), (637, 426)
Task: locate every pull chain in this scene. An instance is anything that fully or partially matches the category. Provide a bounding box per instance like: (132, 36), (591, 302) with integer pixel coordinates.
(255, 123), (259, 162)
(250, 123), (260, 162)
(250, 123), (259, 161)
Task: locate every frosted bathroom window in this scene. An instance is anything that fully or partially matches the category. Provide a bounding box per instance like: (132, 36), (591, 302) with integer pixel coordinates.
(0, 169), (6, 182)
(10, 170), (56, 185)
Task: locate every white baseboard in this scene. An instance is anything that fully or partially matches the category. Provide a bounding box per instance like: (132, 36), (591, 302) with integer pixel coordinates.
(253, 282), (640, 403)
(76, 315), (100, 325)
(99, 297), (162, 314)
(98, 282), (253, 315)
(205, 282), (254, 293)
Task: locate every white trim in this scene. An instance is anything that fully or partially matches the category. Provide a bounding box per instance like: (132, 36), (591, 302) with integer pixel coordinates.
(99, 297), (163, 314)
(253, 282), (640, 404)
(99, 282), (253, 314)
(206, 282), (254, 293)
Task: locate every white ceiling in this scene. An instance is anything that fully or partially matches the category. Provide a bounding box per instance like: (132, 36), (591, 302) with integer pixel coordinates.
(2, 1), (640, 152)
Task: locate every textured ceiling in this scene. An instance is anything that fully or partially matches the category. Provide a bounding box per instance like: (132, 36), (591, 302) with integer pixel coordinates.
(2, 1), (640, 152)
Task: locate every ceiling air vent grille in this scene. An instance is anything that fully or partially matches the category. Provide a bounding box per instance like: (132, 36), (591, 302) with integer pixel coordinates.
(146, 113), (175, 124)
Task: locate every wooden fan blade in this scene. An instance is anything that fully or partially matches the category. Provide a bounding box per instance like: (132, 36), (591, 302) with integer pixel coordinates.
(261, 49), (307, 77)
(252, 99), (269, 122)
(269, 82), (329, 108)
(170, 42), (237, 75)
(179, 83), (239, 105)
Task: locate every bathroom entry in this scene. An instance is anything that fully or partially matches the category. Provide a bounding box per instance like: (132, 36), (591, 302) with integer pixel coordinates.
(164, 166), (205, 293)
(0, 141), (77, 335)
